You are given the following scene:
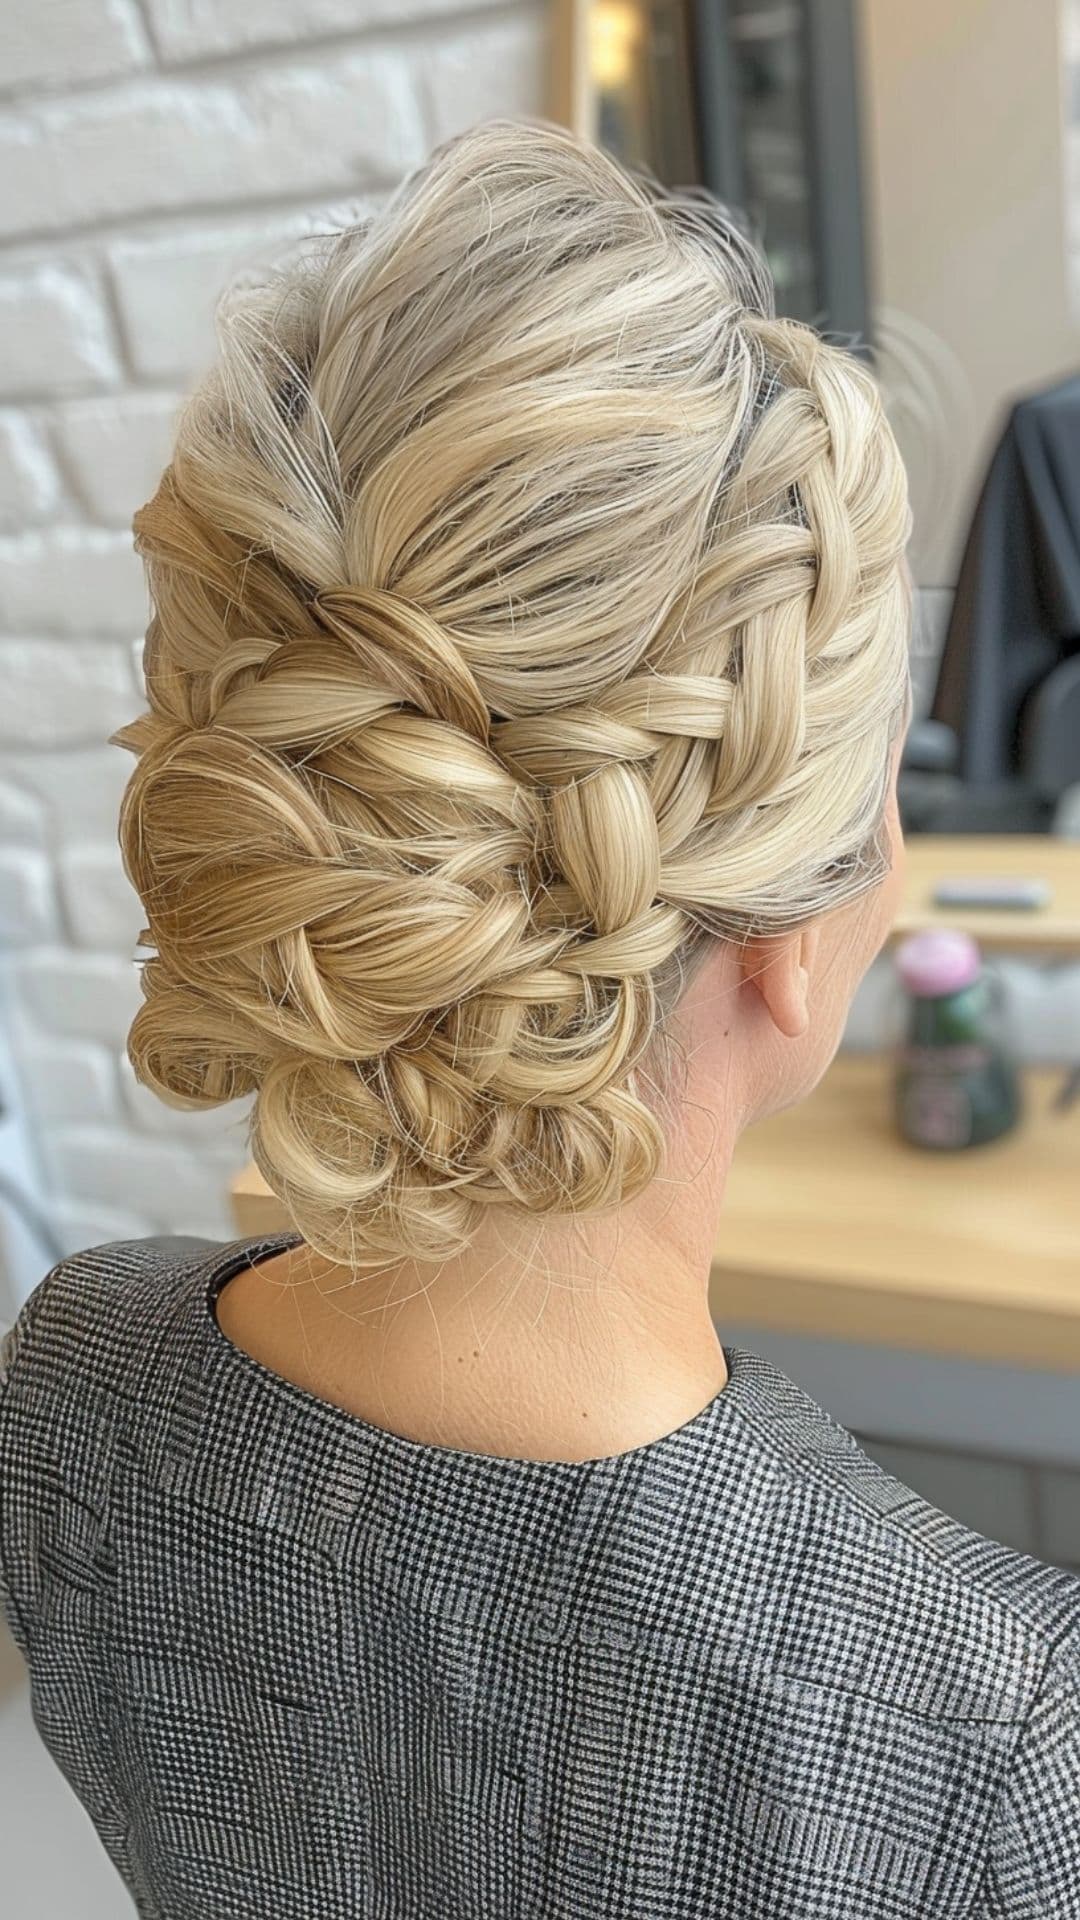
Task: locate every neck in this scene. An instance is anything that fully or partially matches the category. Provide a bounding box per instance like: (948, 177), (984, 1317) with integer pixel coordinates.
(283, 1089), (734, 1459)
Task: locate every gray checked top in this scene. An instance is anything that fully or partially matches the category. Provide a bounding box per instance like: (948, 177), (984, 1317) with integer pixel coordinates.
(1, 1231), (1079, 1918)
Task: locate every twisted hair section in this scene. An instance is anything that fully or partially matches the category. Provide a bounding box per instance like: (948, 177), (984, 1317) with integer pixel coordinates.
(116, 118), (912, 1271)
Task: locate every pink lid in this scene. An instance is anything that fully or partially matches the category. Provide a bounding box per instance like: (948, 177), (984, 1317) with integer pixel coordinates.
(895, 928), (981, 997)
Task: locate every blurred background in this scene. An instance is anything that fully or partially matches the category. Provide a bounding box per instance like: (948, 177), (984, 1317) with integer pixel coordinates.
(1, 3), (1079, 1905)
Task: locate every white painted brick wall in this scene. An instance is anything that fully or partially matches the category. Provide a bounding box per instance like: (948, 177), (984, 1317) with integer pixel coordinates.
(5, 745), (130, 845)
(0, 0), (546, 1267)
(141, 0), (508, 63)
(0, 413), (62, 529)
(58, 843), (142, 949)
(106, 213), (349, 382)
(0, 58), (426, 240)
(0, 529), (147, 633)
(54, 393), (181, 526)
(45, 1127), (242, 1230)
(0, 777), (47, 848)
(51, 1200), (158, 1258)
(14, 949), (142, 1048)
(0, 639), (135, 747)
(0, 263), (120, 399)
(0, 2), (150, 95)
(0, 849), (60, 945)
(15, 1037), (118, 1127)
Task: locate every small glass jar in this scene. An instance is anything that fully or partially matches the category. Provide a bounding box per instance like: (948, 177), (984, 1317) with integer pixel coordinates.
(893, 929), (1022, 1150)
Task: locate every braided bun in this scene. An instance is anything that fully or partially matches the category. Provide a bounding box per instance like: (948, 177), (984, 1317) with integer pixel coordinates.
(117, 118), (912, 1272)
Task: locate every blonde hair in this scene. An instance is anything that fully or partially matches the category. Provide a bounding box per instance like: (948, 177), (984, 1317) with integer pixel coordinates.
(117, 117), (912, 1273)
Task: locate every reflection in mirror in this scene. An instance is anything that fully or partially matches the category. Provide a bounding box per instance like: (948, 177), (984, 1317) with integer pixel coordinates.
(572, 0), (869, 342)
(559, 0), (1080, 837)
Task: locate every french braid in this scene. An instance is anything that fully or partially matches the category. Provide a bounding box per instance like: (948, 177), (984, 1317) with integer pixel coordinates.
(117, 118), (912, 1272)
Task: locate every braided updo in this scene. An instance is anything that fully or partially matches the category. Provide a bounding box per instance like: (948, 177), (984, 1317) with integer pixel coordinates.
(117, 118), (912, 1273)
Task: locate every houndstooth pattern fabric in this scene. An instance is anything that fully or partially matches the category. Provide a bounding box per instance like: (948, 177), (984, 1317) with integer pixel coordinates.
(1, 1232), (1079, 1919)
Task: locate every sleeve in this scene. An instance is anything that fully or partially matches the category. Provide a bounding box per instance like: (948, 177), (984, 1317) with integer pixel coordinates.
(0, 1263), (60, 1398)
(0, 1264), (65, 1661)
(0, 1312), (30, 1392)
(981, 1619), (1080, 1915)
(0, 1317), (16, 1388)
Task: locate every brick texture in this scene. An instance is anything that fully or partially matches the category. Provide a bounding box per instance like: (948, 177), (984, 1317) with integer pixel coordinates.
(142, 0), (506, 64)
(0, 0), (150, 96)
(0, 263), (120, 399)
(0, 58), (426, 240)
(0, 0), (546, 1257)
(0, 639), (135, 746)
(53, 392), (181, 526)
(0, 529), (147, 634)
(107, 208), (372, 381)
(0, 848), (59, 944)
(13, 1036), (119, 1128)
(0, 412), (63, 529)
(58, 842), (143, 950)
(14, 948), (142, 1049)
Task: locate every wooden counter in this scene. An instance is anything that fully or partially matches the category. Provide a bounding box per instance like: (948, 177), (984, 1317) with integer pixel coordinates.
(894, 835), (1080, 951)
(709, 1056), (1080, 1373)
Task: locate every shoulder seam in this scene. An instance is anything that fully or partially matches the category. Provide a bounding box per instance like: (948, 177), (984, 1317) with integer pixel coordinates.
(769, 1421), (1080, 1672)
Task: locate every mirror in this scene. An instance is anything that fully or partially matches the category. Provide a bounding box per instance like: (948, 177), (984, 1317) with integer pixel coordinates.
(554, 0), (1080, 584)
(552, 0), (1080, 830)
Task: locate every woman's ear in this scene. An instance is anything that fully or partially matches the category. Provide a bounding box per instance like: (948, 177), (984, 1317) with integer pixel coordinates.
(739, 922), (821, 1039)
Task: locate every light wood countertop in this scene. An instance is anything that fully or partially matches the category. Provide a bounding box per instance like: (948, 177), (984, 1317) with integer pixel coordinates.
(708, 1056), (1079, 1372)
(894, 835), (1080, 951)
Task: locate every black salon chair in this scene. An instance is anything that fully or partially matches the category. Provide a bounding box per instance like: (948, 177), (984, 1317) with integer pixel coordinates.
(901, 370), (1080, 836)
(898, 655), (1080, 836)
